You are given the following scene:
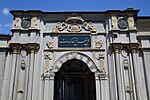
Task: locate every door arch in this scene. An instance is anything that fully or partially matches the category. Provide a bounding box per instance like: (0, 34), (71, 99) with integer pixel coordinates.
(54, 59), (96, 100)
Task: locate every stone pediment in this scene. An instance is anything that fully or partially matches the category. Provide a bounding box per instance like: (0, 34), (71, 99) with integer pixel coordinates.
(52, 15), (96, 33)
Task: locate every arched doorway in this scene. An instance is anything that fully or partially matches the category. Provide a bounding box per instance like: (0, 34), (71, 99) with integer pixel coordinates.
(54, 59), (96, 100)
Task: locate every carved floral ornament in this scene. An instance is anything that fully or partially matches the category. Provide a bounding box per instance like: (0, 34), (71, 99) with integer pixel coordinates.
(52, 15), (96, 33)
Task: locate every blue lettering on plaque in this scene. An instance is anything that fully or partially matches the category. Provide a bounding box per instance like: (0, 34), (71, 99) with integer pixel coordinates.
(58, 36), (91, 48)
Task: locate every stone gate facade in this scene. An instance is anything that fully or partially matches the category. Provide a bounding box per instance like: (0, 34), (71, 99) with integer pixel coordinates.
(0, 8), (150, 100)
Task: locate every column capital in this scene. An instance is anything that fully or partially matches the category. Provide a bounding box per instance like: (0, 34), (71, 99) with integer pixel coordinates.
(110, 43), (122, 53)
(129, 43), (139, 53)
(27, 43), (40, 53)
(9, 43), (21, 54)
(41, 72), (55, 80)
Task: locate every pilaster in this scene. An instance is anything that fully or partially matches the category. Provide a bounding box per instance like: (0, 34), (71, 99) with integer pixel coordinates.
(110, 43), (126, 100)
(130, 43), (148, 100)
(95, 74), (101, 100)
(27, 43), (39, 100)
(41, 72), (55, 100)
(8, 43), (20, 100)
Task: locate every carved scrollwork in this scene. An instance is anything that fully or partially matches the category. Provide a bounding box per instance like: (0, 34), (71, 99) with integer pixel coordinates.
(51, 15), (97, 33)
(82, 22), (96, 33)
(95, 39), (103, 49)
(96, 53), (104, 60)
(52, 22), (67, 33)
(65, 15), (84, 24)
(44, 52), (53, 60)
(46, 40), (54, 49)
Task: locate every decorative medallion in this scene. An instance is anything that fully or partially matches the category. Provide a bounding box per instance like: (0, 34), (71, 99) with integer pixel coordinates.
(21, 18), (31, 28)
(121, 48), (128, 58)
(67, 24), (82, 32)
(20, 50), (27, 58)
(118, 17), (128, 29)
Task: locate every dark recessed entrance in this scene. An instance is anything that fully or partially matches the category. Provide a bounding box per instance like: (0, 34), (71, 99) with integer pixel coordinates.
(54, 59), (96, 100)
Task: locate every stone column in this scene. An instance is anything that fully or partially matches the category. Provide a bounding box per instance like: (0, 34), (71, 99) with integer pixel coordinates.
(49, 73), (55, 100)
(142, 50), (150, 100)
(8, 43), (20, 100)
(130, 43), (148, 100)
(112, 43), (126, 100)
(107, 49), (118, 100)
(43, 73), (55, 100)
(95, 73), (101, 100)
(31, 44), (40, 100)
(0, 51), (11, 100)
(27, 43), (39, 100)
(44, 75), (49, 100)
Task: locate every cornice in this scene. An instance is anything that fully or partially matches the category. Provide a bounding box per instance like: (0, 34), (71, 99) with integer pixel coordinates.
(44, 48), (105, 52)
(109, 29), (137, 33)
(11, 28), (40, 32)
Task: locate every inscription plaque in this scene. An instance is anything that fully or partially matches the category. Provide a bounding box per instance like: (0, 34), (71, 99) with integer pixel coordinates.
(58, 35), (91, 48)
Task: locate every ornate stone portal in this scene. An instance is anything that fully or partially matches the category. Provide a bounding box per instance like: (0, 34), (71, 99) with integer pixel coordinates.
(0, 8), (150, 100)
